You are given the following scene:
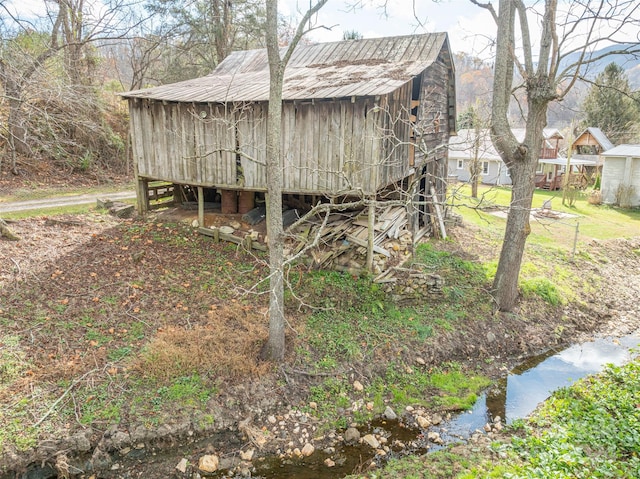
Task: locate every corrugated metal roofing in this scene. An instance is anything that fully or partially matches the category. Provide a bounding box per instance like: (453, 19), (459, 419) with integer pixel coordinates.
(120, 33), (449, 102)
(602, 144), (640, 157)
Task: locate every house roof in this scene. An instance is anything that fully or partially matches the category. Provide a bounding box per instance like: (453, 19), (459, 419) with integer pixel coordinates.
(448, 128), (562, 161)
(602, 144), (640, 157)
(120, 33), (451, 103)
(448, 129), (501, 161)
(574, 127), (614, 151)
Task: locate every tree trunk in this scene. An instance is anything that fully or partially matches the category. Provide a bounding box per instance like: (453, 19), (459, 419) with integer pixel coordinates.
(491, 160), (535, 309)
(492, 100), (548, 311)
(263, 0), (286, 362)
(471, 172), (478, 198)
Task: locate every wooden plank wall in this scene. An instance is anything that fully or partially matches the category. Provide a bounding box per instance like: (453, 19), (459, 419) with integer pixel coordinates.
(129, 80), (443, 196)
(377, 82), (412, 187)
(416, 53), (452, 197)
(132, 100), (237, 187)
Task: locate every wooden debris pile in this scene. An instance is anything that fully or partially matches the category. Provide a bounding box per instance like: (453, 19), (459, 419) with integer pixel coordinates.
(286, 205), (417, 274)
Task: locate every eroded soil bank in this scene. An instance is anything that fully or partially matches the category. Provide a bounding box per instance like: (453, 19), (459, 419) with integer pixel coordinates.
(1, 212), (638, 478)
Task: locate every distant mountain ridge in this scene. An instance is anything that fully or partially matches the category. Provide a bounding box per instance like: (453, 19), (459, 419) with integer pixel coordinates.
(559, 43), (640, 88)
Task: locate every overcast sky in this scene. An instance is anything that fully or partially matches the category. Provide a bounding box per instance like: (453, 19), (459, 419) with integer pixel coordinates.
(281, 0), (496, 57)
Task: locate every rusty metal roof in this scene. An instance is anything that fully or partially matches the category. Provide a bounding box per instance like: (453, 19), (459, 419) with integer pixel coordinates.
(120, 33), (450, 102)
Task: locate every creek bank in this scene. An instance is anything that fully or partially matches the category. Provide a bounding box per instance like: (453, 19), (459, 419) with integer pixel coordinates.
(15, 328), (640, 479)
(1, 218), (639, 478)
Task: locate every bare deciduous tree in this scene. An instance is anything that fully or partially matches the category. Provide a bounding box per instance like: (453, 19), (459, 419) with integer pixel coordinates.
(471, 0), (640, 311)
(262, 0), (329, 362)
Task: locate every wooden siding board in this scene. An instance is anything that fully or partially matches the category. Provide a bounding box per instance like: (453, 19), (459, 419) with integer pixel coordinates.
(143, 103), (159, 179)
(319, 102), (331, 192)
(130, 106), (147, 178)
(184, 105), (198, 182)
(282, 103), (295, 190)
(155, 103), (170, 181)
(335, 101), (347, 191)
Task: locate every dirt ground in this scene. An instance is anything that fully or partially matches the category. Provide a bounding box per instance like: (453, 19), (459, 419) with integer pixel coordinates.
(0, 209), (639, 477)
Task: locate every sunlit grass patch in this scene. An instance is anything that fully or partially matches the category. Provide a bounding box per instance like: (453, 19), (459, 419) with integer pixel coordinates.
(135, 304), (268, 381)
(520, 277), (563, 306)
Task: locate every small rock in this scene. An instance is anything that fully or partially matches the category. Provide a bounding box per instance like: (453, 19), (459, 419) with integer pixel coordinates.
(267, 415), (277, 424)
(309, 402), (318, 410)
(416, 416), (430, 429)
(484, 423), (492, 432)
(493, 415), (502, 424)
(198, 454), (219, 473)
(487, 332), (497, 342)
(382, 406), (397, 421)
(427, 431), (443, 444)
(362, 434), (380, 449)
(344, 427), (360, 444)
(175, 458), (188, 473)
(219, 456), (240, 470)
(109, 203), (135, 218)
(431, 413), (443, 425)
(96, 198), (114, 209)
(229, 221), (241, 229)
(353, 380), (364, 392)
(300, 443), (315, 457)
(293, 447), (301, 457)
(240, 449), (254, 461)
(405, 405), (414, 412)
(191, 219), (199, 228)
(415, 357), (426, 365)
(324, 458), (336, 467)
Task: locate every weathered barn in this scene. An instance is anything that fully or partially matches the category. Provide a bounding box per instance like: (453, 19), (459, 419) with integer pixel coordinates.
(120, 33), (456, 244)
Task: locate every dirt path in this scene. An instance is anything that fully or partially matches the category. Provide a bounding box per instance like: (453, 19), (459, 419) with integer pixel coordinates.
(0, 191), (135, 213)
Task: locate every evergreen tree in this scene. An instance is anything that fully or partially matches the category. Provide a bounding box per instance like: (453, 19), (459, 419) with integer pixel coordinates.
(582, 63), (640, 144)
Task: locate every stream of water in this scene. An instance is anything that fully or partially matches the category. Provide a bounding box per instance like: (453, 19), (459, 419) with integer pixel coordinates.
(23, 334), (639, 479)
(254, 333), (640, 478)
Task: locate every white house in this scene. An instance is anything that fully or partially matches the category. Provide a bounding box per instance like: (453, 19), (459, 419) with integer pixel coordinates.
(601, 145), (640, 207)
(448, 128), (564, 186)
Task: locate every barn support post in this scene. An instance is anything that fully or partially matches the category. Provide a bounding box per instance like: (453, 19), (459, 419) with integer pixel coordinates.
(407, 172), (419, 242)
(197, 186), (205, 227)
(136, 177), (149, 215)
(366, 199), (376, 272)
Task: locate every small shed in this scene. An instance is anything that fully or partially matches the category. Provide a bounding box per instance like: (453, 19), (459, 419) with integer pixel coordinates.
(601, 144), (640, 207)
(120, 33), (456, 239)
(571, 127), (614, 181)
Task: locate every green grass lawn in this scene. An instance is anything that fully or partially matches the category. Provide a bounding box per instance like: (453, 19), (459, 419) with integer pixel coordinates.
(449, 184), (640, 252)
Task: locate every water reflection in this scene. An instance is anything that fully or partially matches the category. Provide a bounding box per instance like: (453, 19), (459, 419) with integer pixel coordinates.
(446, 334), (640, 438)
(248, 335), (640, 477)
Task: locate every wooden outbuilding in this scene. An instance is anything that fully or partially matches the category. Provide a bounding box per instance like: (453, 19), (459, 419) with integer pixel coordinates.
(601, 144), (640, 207)
(120, 33), (456, 246)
